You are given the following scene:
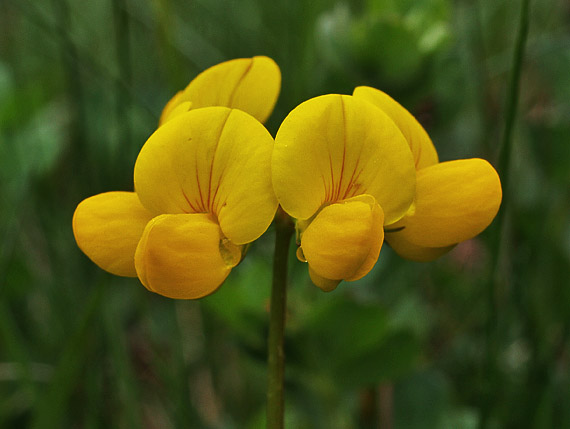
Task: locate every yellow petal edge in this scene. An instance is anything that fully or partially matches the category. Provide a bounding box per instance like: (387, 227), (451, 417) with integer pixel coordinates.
(353, 86), (439, 170)
(73, 192), (153, 277)
(385, 233), (455, 262)
(159, 56), (281, 125)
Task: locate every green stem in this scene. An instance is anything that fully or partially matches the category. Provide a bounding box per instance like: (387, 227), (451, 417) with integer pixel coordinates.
(267, 208), (294, 429)
(481, 0), (530, 427)
(497, 0), (530, 199)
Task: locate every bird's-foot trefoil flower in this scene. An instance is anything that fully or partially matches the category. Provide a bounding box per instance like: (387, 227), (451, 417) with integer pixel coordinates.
(272, 94), (417, 291)
(74, 107), (278, 299)
(353, 86), (502, 261)
(159, 56), (281, 126)
(73, 57), (281, 299)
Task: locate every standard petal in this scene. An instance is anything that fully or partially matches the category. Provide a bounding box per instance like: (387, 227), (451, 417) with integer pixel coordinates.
(72, 191), (153, 277)
(385, 232), (454, 262)
(387, 158), (502, 248)
(134, 213), (241, 299)
(159, 91), (183, 126)
(159, 56), (281, 124)
(273, 94), (415, 224)
(134, 107), (278, 244)
(211, 110), (279, 244)
(353, 86), (439, 170)
(300, 195), (385, 289)
(160, 101), (192, 125)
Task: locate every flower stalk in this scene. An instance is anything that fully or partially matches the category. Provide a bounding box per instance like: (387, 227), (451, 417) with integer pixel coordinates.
(481, 0), (530, 426)
(267, 208), (294, 429)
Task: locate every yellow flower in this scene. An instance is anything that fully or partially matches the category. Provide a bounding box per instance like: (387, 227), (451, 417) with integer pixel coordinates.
(74, 56), (281, 299)
(353, 86), (502, 261)
(159, 56), (281, 126)
(272, 94), (417, 291)
(74, 106), (278, 299)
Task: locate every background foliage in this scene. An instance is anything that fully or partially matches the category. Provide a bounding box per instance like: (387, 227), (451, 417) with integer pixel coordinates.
(1, 0), (569, 427)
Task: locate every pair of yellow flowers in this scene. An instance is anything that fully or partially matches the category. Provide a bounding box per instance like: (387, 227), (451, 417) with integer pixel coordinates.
(73, 56), (502, 299)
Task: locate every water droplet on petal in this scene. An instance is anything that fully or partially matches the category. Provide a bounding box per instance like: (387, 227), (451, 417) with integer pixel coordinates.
(219, 238), (242, 267)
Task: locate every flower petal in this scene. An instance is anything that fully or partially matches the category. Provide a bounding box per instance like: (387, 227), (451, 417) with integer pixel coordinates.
(160, 101), (193, 125)
(385, 232), (454, 262)
(308, 266), (341, 292)
(134, 213), (240, 299)
(273, 94), (415, 224)
(345, 199), (385, 282)
(159, 56), (281, 124)
(72, 192), (153, 277)
(387, 158), (502, 248)
(353, 86), (439, 169)
(134, 107), (278, 244)
(159, 91), (183, 126)
(300, 195), (385, 290)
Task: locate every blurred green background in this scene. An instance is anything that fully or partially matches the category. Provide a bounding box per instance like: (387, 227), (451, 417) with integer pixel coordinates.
(1, 0), (569, 427)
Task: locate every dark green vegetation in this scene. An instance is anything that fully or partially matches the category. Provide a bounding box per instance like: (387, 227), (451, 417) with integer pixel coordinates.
(1, 0), (569, 427)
